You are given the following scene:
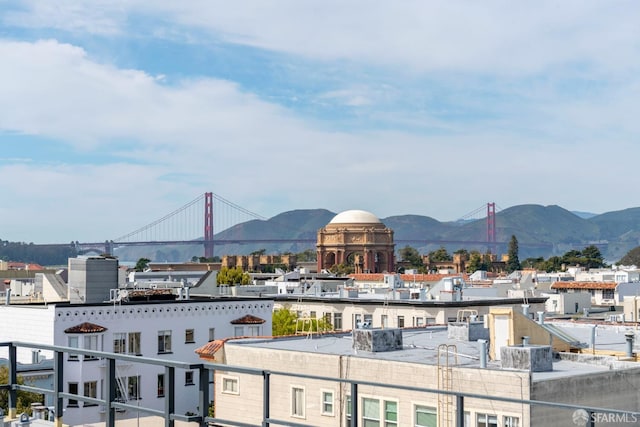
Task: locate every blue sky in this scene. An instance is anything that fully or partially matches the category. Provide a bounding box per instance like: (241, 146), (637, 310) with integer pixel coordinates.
(2, 1), (640, 243)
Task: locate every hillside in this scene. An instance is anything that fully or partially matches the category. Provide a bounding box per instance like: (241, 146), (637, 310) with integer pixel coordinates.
(113, 205), (640, 263)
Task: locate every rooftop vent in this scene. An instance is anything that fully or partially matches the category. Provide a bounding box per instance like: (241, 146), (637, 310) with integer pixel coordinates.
(353, 328), (403, 353)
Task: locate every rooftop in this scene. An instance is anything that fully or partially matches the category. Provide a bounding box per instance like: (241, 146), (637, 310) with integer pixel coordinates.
(222, 322), (640, 381)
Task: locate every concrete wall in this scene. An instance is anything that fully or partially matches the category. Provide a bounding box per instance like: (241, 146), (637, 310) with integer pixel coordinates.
(216, 341), (530, 427)
(543, 292), (591, 315)
(623, 296), (640, 322)
(68, 257), (119, 304)
(488, 307), (571, 361)
(531, 367), (640, 426)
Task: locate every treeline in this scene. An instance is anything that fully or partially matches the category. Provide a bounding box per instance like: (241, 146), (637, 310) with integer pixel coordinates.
(0, 240), (77, 266)
(399, 242), (609, 274)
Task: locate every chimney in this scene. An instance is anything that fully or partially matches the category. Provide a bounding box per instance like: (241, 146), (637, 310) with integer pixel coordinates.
(537, 311), (545, 325)
(522, 304), (530, 317)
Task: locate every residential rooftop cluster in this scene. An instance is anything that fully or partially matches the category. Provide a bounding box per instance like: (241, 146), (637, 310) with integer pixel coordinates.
(1, 209), (640, 426)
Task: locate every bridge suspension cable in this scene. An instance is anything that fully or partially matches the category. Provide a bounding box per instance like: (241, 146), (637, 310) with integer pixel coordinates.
(113, 193), (266, 243)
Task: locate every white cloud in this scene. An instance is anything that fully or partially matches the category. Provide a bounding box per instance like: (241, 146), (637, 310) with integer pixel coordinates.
(1, 2), (640, 243)
(6, 1), (640, 75)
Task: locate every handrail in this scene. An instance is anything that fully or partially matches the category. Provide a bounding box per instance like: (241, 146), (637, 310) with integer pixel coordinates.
(2, 340), (640, 427)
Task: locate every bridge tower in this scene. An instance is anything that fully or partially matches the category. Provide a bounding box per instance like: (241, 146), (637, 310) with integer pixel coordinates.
(487, 202), (496, 251)
(204, 192), (214, 258)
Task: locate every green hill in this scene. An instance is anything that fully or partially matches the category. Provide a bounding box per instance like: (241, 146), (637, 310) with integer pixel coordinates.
(111, 204), (640, 263)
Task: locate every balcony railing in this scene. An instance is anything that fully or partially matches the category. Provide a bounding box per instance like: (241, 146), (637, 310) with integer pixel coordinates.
(1, 340), (640, 427)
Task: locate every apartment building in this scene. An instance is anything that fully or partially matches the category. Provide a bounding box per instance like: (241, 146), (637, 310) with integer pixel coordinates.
(0, 256), (273, 426)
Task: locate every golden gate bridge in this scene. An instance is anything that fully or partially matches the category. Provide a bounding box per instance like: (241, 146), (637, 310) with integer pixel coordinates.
(43, 193), (546, 258)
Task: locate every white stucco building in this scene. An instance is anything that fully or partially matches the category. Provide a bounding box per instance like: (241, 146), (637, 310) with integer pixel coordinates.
(0, 256), (273, 426)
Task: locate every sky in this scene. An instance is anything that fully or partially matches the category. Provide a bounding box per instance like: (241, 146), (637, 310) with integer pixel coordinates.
(2, 1), (640, 244)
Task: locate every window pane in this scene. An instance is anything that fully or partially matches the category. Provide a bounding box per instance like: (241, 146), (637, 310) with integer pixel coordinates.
(385, 401), (397, 422)
(415, 405), (437, 427)
(363, 398), (380, 418)
(129, 332), (141, 354)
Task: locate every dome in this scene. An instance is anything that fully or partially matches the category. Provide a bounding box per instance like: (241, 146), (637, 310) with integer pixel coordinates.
(329, 210), (381, 224)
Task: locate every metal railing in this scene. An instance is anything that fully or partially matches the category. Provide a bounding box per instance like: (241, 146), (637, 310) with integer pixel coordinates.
(2, 340), (640, 427)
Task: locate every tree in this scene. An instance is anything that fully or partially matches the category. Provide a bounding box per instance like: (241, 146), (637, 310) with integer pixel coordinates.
(506, 235), (521, 273)
(272, 306), (332, 336)
(618, 246), (640, 267)
(428, 247), (452, 262)
(466, 250), (492, 273)
(216, 266), (250, 285)
(134, 257), (151, 272)
(581, 245), (607, 268)
(399, 246), (423, 268)
(296, 249), (317, 262)
(272, 306), (299, 336)
(0, 366), (42, 415)
(328, 263), (354, 276)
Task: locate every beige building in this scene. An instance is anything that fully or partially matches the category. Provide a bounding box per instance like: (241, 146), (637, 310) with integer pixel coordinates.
(317, 210), (395, 274)
(200, 312), (640, 427)
(272, 294), (548, 330)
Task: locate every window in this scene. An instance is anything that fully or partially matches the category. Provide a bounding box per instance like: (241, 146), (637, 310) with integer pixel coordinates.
(310, 311), (316, 319)
(115, 332), (141, 354)
(362, 398), (398, 427)
(84, 335), (99, 360)
(397, 316), (405, 328)
(603, 289), (615, 300)
(234, 326), (244, 337)
(345, 395), (352, 425)
(157, 374), (165, 397)
(333, 313), (342, 330)
(364, 314), (373, 327)
(208, 328), (216, 342)
(128, 332), (141, 355)
(158, 330), (172, 354)
(384, 401), (398, 427)
(83, 381), (98, 407)
(68, 383), (78, 407)
(128, 375), (140, 400)
(113, 333), (126, 354)
(68, 336), (79, 361)
(185, 371), (194, 385)
(321, 390), (334, 416)
(477, 413), (497, 427)
(362, 397), (380, 426)
(248, 326), (260, 336)
(354, 314), (362, 328)
(415, 317), (424, 327)
(503, 416), (519, 427)
(185, 329), (195, 343)
(381, 314), (389, 328)
(415, 405), (437, 427)
(221, 376), (239, 394)
(291, 386), (305, 418)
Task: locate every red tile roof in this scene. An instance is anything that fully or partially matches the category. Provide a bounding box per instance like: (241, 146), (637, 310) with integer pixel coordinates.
(64, 322), (108, 334)
(550, 281), (618, 290)
(230, 314), (266, 325)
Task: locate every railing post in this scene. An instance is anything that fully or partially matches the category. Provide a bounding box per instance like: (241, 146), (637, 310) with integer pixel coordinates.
(105, 358), (116, 427)
(456, 395), (464, 427)
(165, 366), (175, 427)
(262, 370), (270, 427)
(53, 351), (64, 427)
(350, 383), (358, 427)
(8, 344), (17, 419)
(198, 366), (209, 427)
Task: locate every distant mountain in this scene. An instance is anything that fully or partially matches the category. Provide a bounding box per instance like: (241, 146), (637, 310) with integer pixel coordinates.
(114, 205), (640, 263)
(572, 211), (598, 219)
